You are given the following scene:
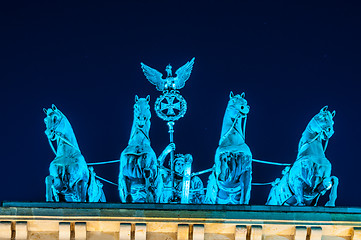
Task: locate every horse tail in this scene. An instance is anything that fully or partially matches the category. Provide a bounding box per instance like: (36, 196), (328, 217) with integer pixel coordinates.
(204, 172), (218, 204)
(87, 166), (105, 202)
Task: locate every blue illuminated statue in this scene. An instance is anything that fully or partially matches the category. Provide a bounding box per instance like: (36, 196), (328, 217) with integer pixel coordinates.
(141, 57), (195, 91)
(118, 95), (174, 203)
(141, 58), (194, 202)
(266, 106), (338, 206)
(44, 105), (105, 202)
(157, 153), (204, 204)
(205, 92), (252, 204)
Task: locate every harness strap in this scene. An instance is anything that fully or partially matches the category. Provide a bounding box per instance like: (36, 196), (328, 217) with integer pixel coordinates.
(252, 181), (275, 186)
(129, 126), (151, 143)
(302, 118), (329, 153)
(252, 159), (291, 166)
(219, 113), (245, 145)
(56, 133), (81, 153)
(88, 159), (121, 166)
(95, 175), (118, 186)
(48, 138), (57, 155)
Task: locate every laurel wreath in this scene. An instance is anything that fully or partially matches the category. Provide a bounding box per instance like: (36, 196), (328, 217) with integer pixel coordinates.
(155, 92), (187, 121)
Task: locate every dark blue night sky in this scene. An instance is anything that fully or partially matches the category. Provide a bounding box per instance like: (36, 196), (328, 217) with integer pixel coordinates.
(1, 1), (360, 206)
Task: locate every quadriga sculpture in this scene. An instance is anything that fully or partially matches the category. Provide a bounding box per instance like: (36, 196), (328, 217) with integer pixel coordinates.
(205, 92), (252, 204)
(44, 105), (105, 202)
(119, 95), (174, 203)
(266, 106), (338, 206)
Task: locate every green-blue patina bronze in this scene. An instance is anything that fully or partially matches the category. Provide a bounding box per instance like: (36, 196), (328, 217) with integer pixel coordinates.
(266, 106), (338, 206)
(205, 92), (252, 204)
(44, 105), (105, 202)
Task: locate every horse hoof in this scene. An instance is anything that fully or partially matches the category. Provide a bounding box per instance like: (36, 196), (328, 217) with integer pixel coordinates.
(325, 201), (335, 207)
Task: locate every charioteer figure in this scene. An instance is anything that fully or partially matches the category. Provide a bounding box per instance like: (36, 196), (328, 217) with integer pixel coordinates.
(157, 153), (204, 204)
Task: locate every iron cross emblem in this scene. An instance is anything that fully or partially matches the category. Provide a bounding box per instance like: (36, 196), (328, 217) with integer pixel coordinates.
(155, 91), (187, 121)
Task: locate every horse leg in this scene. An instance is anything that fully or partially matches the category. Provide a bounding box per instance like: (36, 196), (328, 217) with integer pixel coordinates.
(292, 178), (306, 206)
(154, 171), (165, 203)
(144, 167), (154, 203)
(125, 178), (134, 203)
(325, 176), (339, 206)
(118, 173), (129, 203)
(100, 191), (106, 202)
(77, 180), (88, 202)
(240, 170), (252, 204)
(45, 176), (55, 202)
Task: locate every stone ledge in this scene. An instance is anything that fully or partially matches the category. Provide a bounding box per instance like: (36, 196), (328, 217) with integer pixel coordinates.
(3, 201), (361, 213)
(0, 202), (361, 225)
(0, 202), (360, 240)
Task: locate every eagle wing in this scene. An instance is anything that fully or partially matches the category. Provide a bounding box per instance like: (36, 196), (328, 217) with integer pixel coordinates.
(140, 62), (164, 91)
(174, 57), (195, 90)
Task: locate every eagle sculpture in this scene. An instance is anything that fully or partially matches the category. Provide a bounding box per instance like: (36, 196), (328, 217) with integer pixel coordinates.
(141, 57), (195, 91)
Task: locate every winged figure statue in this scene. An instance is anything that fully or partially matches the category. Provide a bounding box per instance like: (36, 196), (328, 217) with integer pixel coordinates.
(141, 57), (195, 91)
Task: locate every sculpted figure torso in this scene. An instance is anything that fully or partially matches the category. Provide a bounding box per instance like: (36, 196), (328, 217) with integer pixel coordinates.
(206, 92), (252, 204)
(158, 153), (204, 204)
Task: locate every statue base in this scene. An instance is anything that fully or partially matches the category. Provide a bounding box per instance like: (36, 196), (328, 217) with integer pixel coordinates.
(1, 202), (360, 240)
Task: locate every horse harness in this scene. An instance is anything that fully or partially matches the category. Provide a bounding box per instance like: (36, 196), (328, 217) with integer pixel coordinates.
(47, 112), (81, 155)
(219, 112), (247, 146)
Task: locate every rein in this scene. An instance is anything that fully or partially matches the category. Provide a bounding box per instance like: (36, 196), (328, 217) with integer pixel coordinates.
(56, 133), (81, 152)
(48, 138), (57, 155)
(47, 114), (81, 155)
(130, 125), (150, 143)
(301, 118), (330, 153)
(47, 114), (64, 155)
(219, 112), (246, 145)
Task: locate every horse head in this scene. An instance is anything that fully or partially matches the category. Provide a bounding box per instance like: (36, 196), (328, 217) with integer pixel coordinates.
(133, 95), (151, 129)
(227, 91), (250, 119)
(43, 104), (66, 142)
(308, 106), (336, 141)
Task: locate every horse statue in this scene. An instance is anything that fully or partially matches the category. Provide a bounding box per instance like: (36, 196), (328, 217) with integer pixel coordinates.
(119, 95), (174, 203)
(44, 104), (106, 202)
(205, 92), (252, 204)
(266, 106), (338, 206)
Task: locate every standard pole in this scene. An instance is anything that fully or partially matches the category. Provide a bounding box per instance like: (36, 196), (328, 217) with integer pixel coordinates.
(167, 121), (175, 201)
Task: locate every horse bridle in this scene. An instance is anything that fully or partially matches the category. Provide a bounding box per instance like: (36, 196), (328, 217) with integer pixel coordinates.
(130, 126), (151, 142)
(303, 117), (330, 153)
(47, 112), (80, 155)
(130, 107), (151, 142)
(219, 111), (247, 145)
